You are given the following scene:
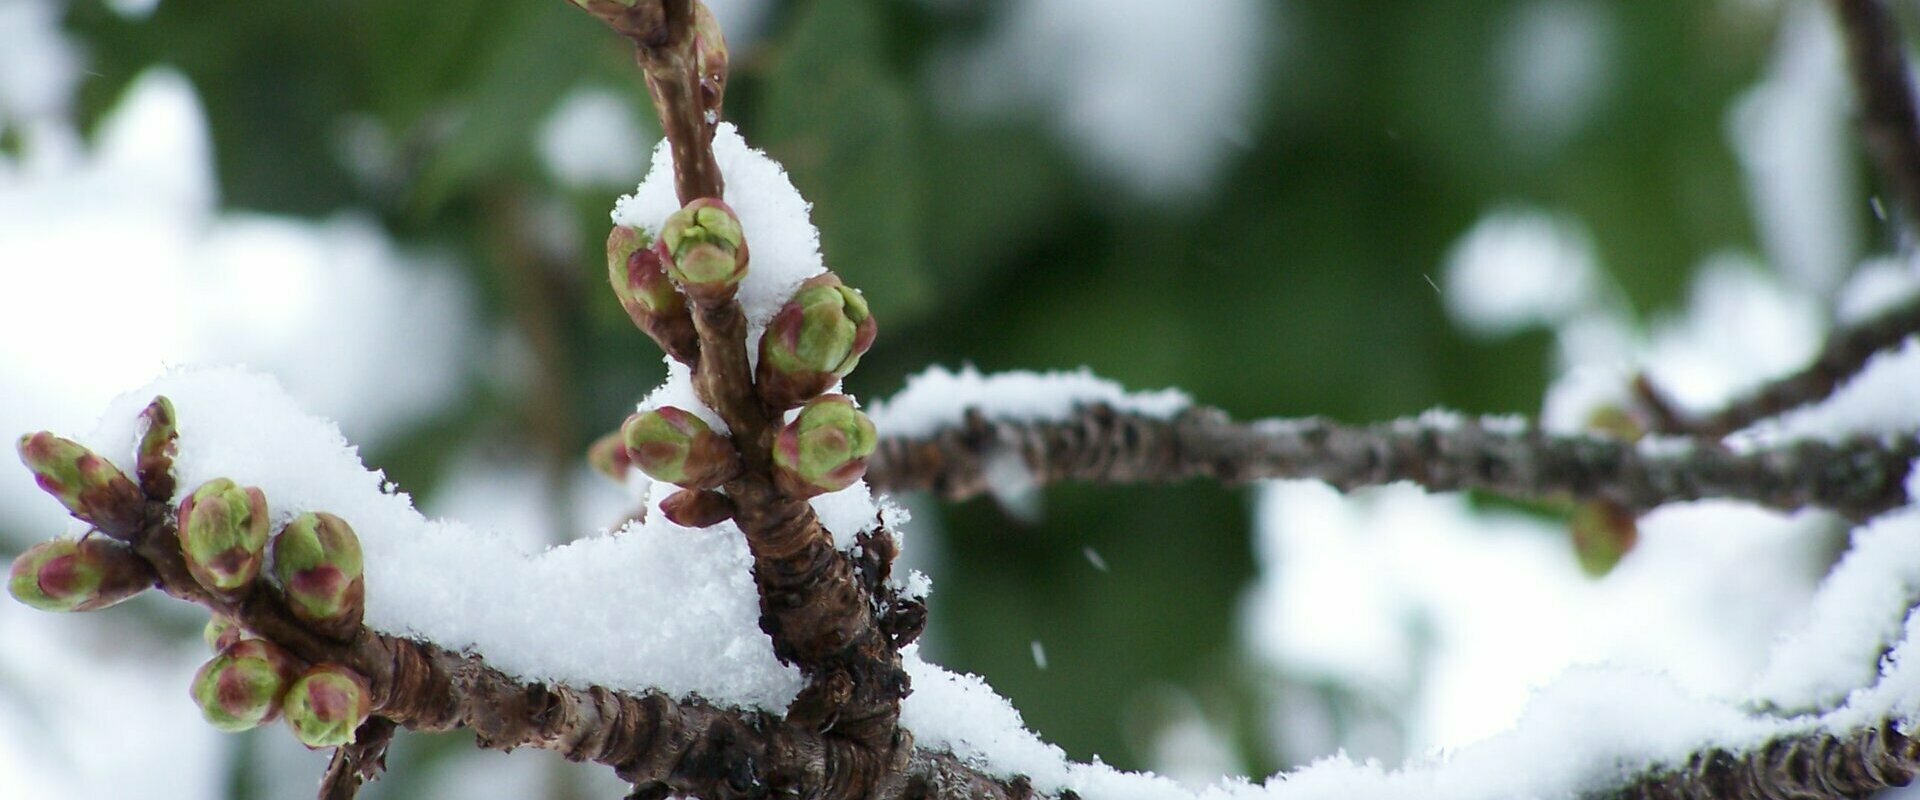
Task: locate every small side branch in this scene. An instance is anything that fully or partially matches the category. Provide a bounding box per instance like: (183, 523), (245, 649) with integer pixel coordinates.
(865, 405), (1917, 521)
(1831, 0), (1920, 236)
(1641, 295), (1920, 437)
(1599, 722), (1920, 800)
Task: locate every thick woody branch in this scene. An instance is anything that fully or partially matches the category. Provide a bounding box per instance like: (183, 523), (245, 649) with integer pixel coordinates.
(1641, 295), (1920, 437)
(1599, 722), (1920, 800)
(1831, 0), (1920, 236)
(865, 405), (1917, 521)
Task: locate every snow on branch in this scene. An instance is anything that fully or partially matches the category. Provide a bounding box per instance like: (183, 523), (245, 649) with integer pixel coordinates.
(865, 367), (1915, 520)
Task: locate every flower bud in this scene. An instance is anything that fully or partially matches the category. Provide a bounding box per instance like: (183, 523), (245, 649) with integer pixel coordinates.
(773, 396), (877, 498)
(283, 664), (373, 748)
(756, 273), (878, 409)
(17, 432), (145, 537)
(8, 536), (154, 612)
(693, 1), (729, 112)
(191, 639), (300, 732)
(622, 407), (740, 489)
(272, 512), (365, 639)
(608, 226), (700, 364)
(588, 429), (635, 484)
(136, 396), (179, 501)
(1570, 501), (1638, 577)
(203, 615), (243, 651)
(660, 488), (735, 528)
(176, 478), (271, 596)
(658, 198), (748, 303)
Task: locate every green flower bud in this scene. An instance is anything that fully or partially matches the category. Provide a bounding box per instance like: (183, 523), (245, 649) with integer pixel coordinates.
(272, 512), (365, 639)
(588, 430), (635, 484)
(203, 615), (243, 651)
(658, 198), (748, 303)
(192, 639), (300, 732)
(608, 226), (700, 364)
(283, 664), (373, 748)
(772, 395), (877, 498)
(7, 536), (154, 612)
(756, 273), (878, 410)
(622, 407), (740, 489)
(1570, 501), (1638, 578)
(176, 478), (271, 596)
(660, 488), (735, 528)
(136, 396), (179, 501)
(1584, 405), (1643, 443)
(16, 432), (145, 538)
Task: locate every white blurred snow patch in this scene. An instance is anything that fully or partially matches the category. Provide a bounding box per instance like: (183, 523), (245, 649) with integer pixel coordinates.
(613, 124), (826, 363)
(0, 0), (80, 129)
(1729, 2), (1857, 296)
(1442, 208), (1601, 336)
(868, 364), (1191, 439)
(105, 0), (162, 20)
(538, 86), (653, 189)
(1496, 0), (1615, 150)
(936, 0), (1269, 198)
(1639, 255), (1822, 416)
(700, 0), (773, 50)
(1835, 255), (1920, 323)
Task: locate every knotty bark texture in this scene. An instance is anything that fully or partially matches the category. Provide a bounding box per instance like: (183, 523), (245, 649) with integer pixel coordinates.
(1601, 723), (1920, 800)
(864, 404), (1917, 521)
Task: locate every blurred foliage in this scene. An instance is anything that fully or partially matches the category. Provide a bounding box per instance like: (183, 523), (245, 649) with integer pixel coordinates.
(54, 0), (1799, 782)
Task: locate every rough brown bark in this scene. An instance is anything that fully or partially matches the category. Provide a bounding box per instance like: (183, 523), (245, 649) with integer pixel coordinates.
(864, 404), (1917, 521)
(1600, 722), (1920, 800)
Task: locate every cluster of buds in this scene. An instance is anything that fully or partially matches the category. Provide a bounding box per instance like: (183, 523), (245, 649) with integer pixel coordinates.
(657, 198), (748, 304)
(609, 226), (700, 365)
(757, 273), (878, 410)
(773, 395), (878, 499)
(189, 637), (373, 747)
(17, 432), (145, 537)
(8, 536), (154, 612)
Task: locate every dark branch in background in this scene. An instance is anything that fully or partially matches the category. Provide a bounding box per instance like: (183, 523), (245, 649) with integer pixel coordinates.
(1638, 295), (1920, 438)
(1831, 0), (1920, 237)
(865, 405), (1917, 521)
(1599, 723), (1920, 800)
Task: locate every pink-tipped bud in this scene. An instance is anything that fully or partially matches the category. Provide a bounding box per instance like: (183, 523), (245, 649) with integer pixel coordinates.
(136, 396), (179, 501)
(621, 407), (740, 490)
(609, 226), (701, 364)
(756, 273), (878, 410)
(1571, 501), (1639, 577)
(588, 430), (635, 484)
(658, 198), (748, 304)
(283, 664), (373, 748)
(17, 432), (145, 538)
(191, 639), (301, 732)
(272, 512), (365, 640)
(8, 536), (154, 612)
(203, 615), (243, 651)
(176, 478), (271, 596)
(660, 488), (735, 528)
(773, 395), (878, 498)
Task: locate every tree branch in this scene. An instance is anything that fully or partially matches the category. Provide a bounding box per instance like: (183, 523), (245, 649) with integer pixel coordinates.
(865, 404), (1917, 521)
(1639, 294), (1920, 437)
(1831, 0), (1920, 237)
(1600, 722), (1920, 800)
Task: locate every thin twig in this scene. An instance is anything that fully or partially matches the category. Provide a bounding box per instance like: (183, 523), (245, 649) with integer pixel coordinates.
(1831, 0), (1920, 236)
(317, 718), (397, 800)
(864, 404), (1917, 521)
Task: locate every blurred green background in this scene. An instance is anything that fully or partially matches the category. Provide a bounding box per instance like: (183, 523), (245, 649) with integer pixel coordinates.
(35, 0), (1853, 785)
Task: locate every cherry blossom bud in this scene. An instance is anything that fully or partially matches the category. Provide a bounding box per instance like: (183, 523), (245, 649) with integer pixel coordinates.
(773, 395), (877, 498)
(203, 615), (243, 651)
(7, 536), (154, 612)
(756, 273), (878, 410)
(283, 664), (373, 748)
(191, 639), (300, 732)
(608, 226), (700, 364)
(693, 1), (729, 111)
(272, 512), (365, 639)
(660, 488), (735, 528)
(132, 396), (180, 502)
(658, 198), (748, 304)
(588, 430), (635, 483)
(17, 432), (145, 538)
(176, 478), (271, 596)
(622, 407), (740, 489)
(1570, 501), (1638, 577)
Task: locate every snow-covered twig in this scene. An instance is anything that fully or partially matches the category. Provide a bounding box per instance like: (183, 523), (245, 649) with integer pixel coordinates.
(1638, 294), (1920, 438)
(1830, 0), (1920, 236)
(866, 403), (1916, 520)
